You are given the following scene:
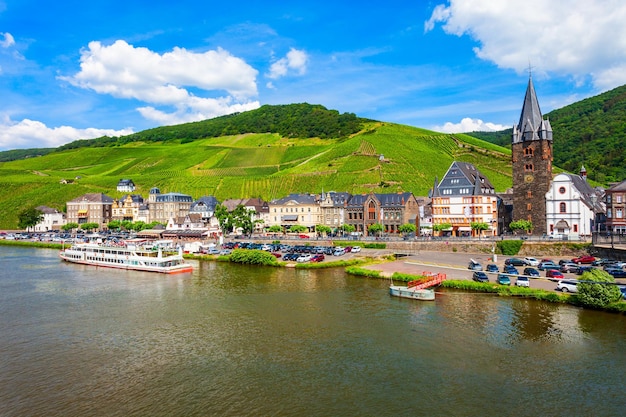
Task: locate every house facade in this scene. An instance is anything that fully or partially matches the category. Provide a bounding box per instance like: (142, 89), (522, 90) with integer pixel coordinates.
(267, 193), (322, 231)
(149, 192), (193, 224)
(546, 172), (603, 239)
(66, 193), (114, 229)
(319, 191), (350, 231)
(431, 161), (500, 237)
(604, 180), (626, 234)
(344, 192), (420, 236)
(116, 179), (136, 193)
(33, 206), (66, 232)
(111, 194), (144, 222)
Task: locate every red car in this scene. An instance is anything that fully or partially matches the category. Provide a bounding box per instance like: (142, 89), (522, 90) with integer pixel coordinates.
(546, 269), (564, 280)
(310, 254), (325, 262)
(571, 255), (595, 264)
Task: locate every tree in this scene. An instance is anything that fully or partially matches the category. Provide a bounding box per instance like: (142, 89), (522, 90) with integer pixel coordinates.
(432, 222), (452, 236)
(577, 269), (623, 308)
(17, 207), (43, 230)
(80, 222), (99, 232)
(288, 225), (307, 234)
(214, 204), (233, 234)
(231, 205), (255, 235)
(62, 222), (79, 232)
(509, 220), (533, 234)
(470, 221), (489, 237)
(267, 225), (283, 233)
(341, 224), (355, 235)
(315, 224), (331, 236)
(398, 223), (416, 236)
(368, 223), (383, 236)
(108, 219), (121, 230)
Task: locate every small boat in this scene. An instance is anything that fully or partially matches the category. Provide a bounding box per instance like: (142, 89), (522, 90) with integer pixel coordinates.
(389, 272), (446, 301)
(59, 240), (193, 274)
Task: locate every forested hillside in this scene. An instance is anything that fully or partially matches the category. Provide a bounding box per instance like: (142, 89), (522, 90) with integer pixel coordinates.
(470, 84), (626, 183)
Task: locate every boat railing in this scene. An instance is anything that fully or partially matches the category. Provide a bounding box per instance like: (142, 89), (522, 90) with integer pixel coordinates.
(407, 272), (446, 290)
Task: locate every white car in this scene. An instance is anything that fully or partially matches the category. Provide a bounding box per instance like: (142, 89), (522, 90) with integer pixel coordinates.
(556, 280), (579, 293)
(351, 246), (361, 253)
(296, 254), (312, 263)
(524, 257), (539, 266)
(515, 276), (530, 287)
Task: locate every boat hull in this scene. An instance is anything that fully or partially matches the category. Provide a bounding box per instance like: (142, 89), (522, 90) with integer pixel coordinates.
(389, 285), (436, 301)
(59, 243), (193, 274)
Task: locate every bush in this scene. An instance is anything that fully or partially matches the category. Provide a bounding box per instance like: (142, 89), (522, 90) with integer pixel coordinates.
(345, 266), (383, 278)
(229, 249), (279, 266)
(577, 269), (623, 308)
(497, 240), (523, 255)
(363, 243), (386, 249)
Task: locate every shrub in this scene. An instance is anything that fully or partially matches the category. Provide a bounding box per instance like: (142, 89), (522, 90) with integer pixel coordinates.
(577, 269), (623, 308)
(363, 243), (386, 249)
(497, 240), (523, 255)
(229, 249), (279, 266)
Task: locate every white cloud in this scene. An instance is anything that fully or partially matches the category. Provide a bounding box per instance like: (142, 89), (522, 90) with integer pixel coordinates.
(267, 48), (308, 79)
(432, 117), (508, 134)
(0, 116), (133, 150)
(426, 0), (626, 91)
(61, 40), (260, 125)
(0, 32), (14, 48)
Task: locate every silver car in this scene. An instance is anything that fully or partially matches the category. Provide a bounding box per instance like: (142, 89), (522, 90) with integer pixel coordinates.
(556, 280), (578, 293)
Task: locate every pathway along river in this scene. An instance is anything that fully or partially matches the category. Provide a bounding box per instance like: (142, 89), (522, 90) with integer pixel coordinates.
(1, 246), (625, 416)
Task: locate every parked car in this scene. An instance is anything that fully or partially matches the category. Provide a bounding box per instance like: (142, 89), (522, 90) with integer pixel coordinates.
(556, 280), (579, 293)
(310, 254), (325, 262)
(605, 267), (626, 278)
(351, 246), (362, 253)
(503, 265), (519, 275)
(538, 261), (560, 271)
(546, 269), (565, 280)
(505, 257), (527, 266)
(472, 271), (489, 283)
(620, 286), (626, 300)
(576, 265), (595, 275)
(283, 253), (298, 261)
(560, 262), (579, 273)
(297, 254), (312, 263)
(333, 248), (345, 256)
(496, 274), (511, 285)
(270, 252), (282, 258)
(486, 264), (499, 273)
(524, 257), (539, 266)
(468, 259), (483, 271)
(571, 255), (596, 264)
(523, 267), (540, 277)
(515, 276), (530, 287)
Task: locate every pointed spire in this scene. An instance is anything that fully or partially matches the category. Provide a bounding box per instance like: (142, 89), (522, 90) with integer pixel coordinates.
(518, 77), (543, 135)
(432, 176), (441, 197)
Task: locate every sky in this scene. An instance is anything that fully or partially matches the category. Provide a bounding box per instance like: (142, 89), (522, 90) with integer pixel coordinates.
(1, 0), (626, 151)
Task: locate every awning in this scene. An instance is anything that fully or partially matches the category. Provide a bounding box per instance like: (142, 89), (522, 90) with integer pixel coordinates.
(456, 226), (472, 231)
(282, 215), (298, 221)
(77, 210), (88, 215)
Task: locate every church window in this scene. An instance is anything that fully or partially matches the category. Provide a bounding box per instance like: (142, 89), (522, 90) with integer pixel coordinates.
(527, 203), (532, 211)
(559, 187), (566, 194)
(524, 164), (534, 172)
(574, 225), (578, 232)
(527, 191), (532, 198)
(524, 148), (534, 156)
(559, 203), (566, 213)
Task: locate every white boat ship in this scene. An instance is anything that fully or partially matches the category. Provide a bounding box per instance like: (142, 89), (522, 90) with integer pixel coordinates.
(389, 272), (446, 301)
(59, 240), (193, 274)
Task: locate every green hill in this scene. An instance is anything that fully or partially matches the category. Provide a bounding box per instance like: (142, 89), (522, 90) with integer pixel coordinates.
(470, 83), (626, 183)
(0, 105), (512, 229)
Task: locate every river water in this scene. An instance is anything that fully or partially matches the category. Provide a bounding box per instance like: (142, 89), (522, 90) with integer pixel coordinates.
(1, 246), (625, 416)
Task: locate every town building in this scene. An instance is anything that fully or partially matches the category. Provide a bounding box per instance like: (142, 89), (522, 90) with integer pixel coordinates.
(190, 196), (220, 222)
(319, 191), (350, 231)
(66, 193), (114, 229)
(604, 179), (626, 234)
(149, 192), (193, 224)
(431, 161), (499, 237)
(545, 168), (603, 239)
(111, 194), (144, 222)
(511, 75), (553, 235)
(116, 179), (136, 193)
(267, 193), (322, 231)
(344, 192), (420, 236)
(33, 206), (66, 232)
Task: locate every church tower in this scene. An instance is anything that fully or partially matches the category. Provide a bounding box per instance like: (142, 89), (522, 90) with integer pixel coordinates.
(511, 76), (553, 235)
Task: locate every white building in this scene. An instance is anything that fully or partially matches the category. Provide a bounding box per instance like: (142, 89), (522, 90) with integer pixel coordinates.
(33, 206), (66, 232)
(545, 171), (603, 239)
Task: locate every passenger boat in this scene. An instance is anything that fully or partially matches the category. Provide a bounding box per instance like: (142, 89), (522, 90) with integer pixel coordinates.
(59, 240), (193, 274)
(389, 272), (446, 301)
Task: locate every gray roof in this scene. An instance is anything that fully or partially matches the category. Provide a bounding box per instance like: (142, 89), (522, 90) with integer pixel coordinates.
(271, 193), (318, 205)
(191, 196), (220, 211)
(69, 193), (114, 203)
(346, 192), (415, 208)
(435, 161), (496, 196)
(606, 180), (626, 192)
(562, 174), (603, 212)
(155, 192), (193, 203)
(513, 77), (553, 143)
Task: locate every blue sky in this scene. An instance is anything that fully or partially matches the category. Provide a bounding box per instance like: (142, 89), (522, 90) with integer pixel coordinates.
(1, 0), (626, 151)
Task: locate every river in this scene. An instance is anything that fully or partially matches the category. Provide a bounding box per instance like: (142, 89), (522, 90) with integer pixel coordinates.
(1, 246), (624, 416)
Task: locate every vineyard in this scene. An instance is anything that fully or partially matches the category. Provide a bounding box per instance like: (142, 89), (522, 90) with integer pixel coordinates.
(0, 122), (513, 229)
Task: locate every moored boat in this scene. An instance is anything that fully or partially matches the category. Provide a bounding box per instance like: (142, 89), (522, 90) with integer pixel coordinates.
(59, 240), (193, 274)
(389, 272), (445, 301)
